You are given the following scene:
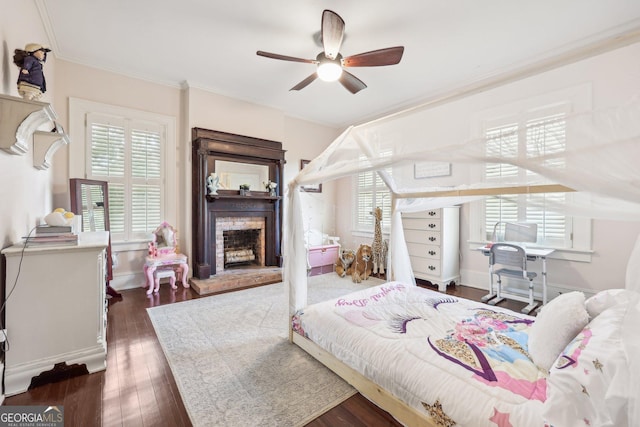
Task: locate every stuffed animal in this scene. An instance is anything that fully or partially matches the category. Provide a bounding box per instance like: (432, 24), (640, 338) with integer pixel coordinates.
(335, 249), (355, 277)
(347, 244), (373, 283)
(370, 207), (385, 275)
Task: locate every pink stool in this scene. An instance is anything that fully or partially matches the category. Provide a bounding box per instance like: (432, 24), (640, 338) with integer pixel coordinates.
(150, 268), (177, 295)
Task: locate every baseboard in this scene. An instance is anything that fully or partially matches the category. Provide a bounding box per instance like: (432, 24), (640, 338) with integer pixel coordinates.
(110, 272), (146, 291)
(4, 345), (106, 396)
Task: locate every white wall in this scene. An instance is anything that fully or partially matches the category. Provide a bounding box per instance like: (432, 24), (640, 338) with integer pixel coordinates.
(1, 2), (340, 291)
(283, 117), (341, 238)
(0, 0), (58, 252)
(334, 41), (640, 296)
(6, 0), (638, 297)
(185, 87), (341, 257)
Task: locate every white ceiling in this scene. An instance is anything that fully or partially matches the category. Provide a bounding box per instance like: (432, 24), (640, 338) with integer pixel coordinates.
(37, 0), (640, 128)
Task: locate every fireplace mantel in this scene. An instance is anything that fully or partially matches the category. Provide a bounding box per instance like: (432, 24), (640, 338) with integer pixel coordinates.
(191, 128), (286, 279)
(206, 194), (281, 202)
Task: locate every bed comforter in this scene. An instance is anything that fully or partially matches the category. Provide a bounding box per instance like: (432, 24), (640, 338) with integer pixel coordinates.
(292, 282), (547, 427)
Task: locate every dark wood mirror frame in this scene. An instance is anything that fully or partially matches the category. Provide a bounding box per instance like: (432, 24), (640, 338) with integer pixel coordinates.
(70, 178), (120, 297)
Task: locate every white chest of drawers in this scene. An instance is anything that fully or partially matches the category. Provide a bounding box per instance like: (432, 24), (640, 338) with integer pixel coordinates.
(402, 207), (460, 292)
(1, 231), (108, 396)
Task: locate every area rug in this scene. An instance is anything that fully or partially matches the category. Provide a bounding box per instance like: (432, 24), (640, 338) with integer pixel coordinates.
(147, 273), (385, 427)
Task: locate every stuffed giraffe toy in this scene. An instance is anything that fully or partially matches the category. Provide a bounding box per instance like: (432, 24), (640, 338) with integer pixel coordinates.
(371, 207), (385, 276)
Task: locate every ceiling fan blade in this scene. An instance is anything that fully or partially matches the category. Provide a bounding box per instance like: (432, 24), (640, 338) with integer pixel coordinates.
(321, 9), (345, 60)
(257, 51), (317, 64)
(290, 73), (318, 91)
(342, 46), (405, 67)
(339, 70), (367, 94)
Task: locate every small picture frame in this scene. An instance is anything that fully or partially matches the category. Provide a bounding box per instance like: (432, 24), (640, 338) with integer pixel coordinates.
(300, 159), (322, 193)
(414, 161), (451, 179)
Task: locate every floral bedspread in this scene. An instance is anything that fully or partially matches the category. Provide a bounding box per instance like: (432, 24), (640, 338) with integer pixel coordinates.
(293, 282), (547, 427)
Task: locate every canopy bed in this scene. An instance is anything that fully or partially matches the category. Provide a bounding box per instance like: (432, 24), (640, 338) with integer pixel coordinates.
(282, 68), (640, 424)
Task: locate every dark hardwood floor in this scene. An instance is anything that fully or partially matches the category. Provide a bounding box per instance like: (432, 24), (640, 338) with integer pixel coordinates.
(2, 278), (529, 426)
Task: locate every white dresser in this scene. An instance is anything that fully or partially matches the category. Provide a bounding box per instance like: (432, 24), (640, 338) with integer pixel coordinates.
(402, 207), (460, 292)
(1, 231), (108, 396)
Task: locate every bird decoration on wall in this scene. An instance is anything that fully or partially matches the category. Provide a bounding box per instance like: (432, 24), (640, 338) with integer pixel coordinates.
(257, 9), (404, 94)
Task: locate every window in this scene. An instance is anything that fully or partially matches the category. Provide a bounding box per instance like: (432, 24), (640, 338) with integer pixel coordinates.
(483, 110), (571, 247)
(69, 98), (176, 244)
(354, 159), (392, 232)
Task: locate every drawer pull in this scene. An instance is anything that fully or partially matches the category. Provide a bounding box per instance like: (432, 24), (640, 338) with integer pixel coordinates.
(429, 237), (436, 242)
(428, 265), (436, 271)
(428, 223), (436, 229)
(428, 250), (436, 256)
(428, 211), (436, 216)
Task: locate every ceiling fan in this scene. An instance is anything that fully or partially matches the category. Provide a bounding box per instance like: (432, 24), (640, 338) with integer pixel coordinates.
(257, 9), (404, 94)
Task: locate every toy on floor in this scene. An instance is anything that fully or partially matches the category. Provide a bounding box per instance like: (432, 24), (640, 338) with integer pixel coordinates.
(335, 249), (355, 277)
(370, 207), (386, 276)
(347, 244), (373, 283)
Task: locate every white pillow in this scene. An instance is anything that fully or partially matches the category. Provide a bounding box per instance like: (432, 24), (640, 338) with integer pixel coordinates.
(528, 291), (589, 371)
(584, 288), (626, 318)
(544, 300), (630, 427)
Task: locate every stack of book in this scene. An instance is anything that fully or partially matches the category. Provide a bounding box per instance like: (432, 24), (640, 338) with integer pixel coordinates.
(25, 225), (78, 246)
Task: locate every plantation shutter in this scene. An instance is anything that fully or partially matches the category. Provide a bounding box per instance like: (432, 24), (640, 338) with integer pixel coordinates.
(131, 128), (162, 235)
(483, 112), (569, 246)
(355, 155), (392, 232)
(484, 124), (519, 237)
(525, 114), (568, 245)
(87, 113), (163, 241)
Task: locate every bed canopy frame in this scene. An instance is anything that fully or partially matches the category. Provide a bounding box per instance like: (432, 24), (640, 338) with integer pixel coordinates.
(282, 36), (640, 426)
(285, 93), (640, 314)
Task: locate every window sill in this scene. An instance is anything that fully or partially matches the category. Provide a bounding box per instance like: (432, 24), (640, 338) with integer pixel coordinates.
(466, 240), (593, 263)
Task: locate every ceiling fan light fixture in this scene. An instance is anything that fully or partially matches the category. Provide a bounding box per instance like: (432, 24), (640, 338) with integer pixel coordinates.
(317, 61), (342, 82)
(257, 10), (403, 93)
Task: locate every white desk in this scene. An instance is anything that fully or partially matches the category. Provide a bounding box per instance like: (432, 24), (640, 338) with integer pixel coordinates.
(477, 245), (555, 314)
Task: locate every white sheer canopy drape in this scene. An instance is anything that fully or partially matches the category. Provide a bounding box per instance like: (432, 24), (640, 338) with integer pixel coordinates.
(285, 95), (640, 315)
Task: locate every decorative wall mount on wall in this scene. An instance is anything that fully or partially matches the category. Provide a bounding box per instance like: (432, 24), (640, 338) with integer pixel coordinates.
(0, 94), (70, 170)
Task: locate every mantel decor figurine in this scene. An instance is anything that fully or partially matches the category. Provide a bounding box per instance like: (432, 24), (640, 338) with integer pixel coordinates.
(13, 43), (51, 101)
(264, 180), (277, 197)
(207, 172), (220, 195)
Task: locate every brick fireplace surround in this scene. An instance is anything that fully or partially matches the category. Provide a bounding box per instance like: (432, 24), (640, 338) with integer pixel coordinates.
(189, 128), (285, 295)
(216, 217), (265, 272)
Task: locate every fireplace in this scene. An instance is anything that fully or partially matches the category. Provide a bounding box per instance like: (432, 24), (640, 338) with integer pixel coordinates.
(191, 128), (285, 280)
(217, 217), (265, 270)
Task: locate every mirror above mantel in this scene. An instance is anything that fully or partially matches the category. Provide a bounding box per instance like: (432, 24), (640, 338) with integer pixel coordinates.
(214, 160), (269, 192)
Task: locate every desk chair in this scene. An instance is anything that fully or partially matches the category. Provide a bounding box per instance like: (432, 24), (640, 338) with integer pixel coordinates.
(488, 243), (538, 314)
